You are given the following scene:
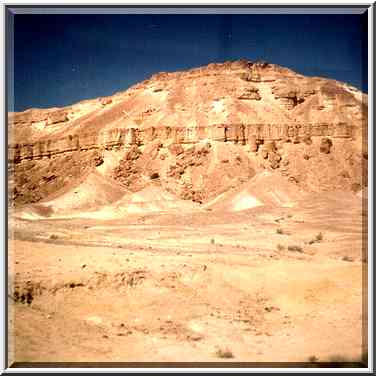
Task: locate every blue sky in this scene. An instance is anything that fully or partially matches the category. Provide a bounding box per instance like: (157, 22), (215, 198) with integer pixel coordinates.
(12, 13), (367, 111)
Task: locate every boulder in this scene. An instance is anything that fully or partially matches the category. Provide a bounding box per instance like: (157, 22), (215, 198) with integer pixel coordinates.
(320, 138), (333, 154)
(268, 151), (282, 169)
(261, 148), (268, 159)
(264, 141), (277, 153)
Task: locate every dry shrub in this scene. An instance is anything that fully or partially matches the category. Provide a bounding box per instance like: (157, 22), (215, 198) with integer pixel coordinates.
(342, 255), (354, 262)
(315, 232), (323, 242)
(287, 245), (303, 253)
(277, 244), (285, 251)
(308, 355), (319, 362)
(215, 347), (234, 359)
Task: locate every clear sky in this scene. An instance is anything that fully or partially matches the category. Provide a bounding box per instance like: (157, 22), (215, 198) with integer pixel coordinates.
(11, 12), (367, 112)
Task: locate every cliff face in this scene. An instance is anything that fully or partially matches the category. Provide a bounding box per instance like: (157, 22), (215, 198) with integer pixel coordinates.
(8, 60), (368, 206)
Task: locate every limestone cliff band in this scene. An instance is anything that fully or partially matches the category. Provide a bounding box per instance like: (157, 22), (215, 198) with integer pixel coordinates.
(8, 122), (354, 165)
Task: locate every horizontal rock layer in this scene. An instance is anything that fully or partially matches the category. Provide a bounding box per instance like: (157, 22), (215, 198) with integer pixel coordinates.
(8, 122), (354, 165)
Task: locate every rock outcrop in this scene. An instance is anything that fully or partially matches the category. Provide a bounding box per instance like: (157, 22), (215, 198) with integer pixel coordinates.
(8, 121), (355, 166)
(8, 59), (367, 206)
(10, 108), (69, 126)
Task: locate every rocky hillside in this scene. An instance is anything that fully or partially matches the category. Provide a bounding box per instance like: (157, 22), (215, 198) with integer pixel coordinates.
(8, 59), (368, 207)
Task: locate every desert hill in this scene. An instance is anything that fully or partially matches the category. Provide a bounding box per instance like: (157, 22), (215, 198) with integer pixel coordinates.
(8, 59), (368, 211)
(8, 60), (368, 364)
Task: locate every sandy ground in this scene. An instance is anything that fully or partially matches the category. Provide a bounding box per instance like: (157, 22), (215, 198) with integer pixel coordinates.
(8, 192), (367, 365)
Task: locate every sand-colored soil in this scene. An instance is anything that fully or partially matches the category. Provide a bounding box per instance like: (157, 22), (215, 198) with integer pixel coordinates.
(8, 190), (366, 365)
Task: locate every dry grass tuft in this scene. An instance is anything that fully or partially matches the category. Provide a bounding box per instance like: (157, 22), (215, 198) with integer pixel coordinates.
(215, 347), (234, 359)
(309, 232), (324, 245)
(287, 245), (303, 253)
(315, 232), (323, 242)
(308, 355), (319, 362)
(342, 255), (354, 262)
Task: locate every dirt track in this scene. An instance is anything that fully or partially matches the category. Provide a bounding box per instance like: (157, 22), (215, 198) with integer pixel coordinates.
(8, 192), (366, 364)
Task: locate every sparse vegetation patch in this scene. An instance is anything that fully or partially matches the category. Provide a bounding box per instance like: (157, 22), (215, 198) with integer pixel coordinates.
(215, 347), (234, 359)
(342, 255), (354, 262)
(309, 232), (324, 244)
(277, 244), (285, 251)
(287, 245), (303, 253)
